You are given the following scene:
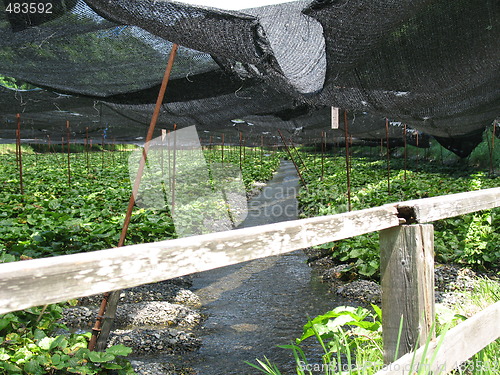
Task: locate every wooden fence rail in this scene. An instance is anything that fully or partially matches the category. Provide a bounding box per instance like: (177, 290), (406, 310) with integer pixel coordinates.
(374, 301), (500, 375)
(1, 187), (499, 373)
(0, 204), (400, 314)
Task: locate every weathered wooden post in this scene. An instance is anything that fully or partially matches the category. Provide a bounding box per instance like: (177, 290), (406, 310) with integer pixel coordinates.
(379, 224), (435, 364)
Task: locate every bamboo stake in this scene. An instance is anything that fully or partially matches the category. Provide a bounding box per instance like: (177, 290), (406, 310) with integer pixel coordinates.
(344, 110), (351, 211)
(89, 43), (179, 352)
(16, 114), (24, 195)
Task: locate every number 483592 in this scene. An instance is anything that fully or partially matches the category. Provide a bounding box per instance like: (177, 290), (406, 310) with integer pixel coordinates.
(5, 2), (53, 14)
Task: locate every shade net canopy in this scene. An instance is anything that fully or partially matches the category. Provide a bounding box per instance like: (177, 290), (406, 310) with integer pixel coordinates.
(0, 0), (499, 152)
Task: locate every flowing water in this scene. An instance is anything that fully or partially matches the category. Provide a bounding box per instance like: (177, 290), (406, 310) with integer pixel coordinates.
(188, 161), (351, 374)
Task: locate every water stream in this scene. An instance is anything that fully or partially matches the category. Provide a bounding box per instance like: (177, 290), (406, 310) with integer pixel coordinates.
(188, 161), (350, 374)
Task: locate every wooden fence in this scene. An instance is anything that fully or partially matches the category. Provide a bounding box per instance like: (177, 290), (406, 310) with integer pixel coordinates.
(1, 187), (499, 373)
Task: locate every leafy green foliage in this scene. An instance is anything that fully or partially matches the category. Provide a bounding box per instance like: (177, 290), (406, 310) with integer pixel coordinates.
(248, 305), (384, 374)
(297, 149), (499, 278)
(0, 145), (281, 374)
(0, 76), (37, 91)
(0, 304), (134, 374)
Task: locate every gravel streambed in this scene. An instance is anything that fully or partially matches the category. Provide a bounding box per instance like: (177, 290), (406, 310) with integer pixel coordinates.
(61, 277), (202, 375)
(306, 248), (499, 309)
(59, 179), (275, 375)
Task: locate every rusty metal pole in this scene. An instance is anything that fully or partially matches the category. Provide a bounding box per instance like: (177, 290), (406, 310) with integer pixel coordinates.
(239, 132), (243, 170)
(260, 135), (264, 163)
(168, 130), (172, 193)
(321, 131), (325, 181)
(171, 124), (177, 217)
(277, 130), (308, 192)
(416, 132), (419, 172)
(288, 137), (309, 173)
(385, 118), (391, 195)
(85, 127), (90, 173)
(16, 114), (24, 195)
(15, 116), (20, 168)
(66, 121), (71, 186)
(403, 123), (408, 182)
(490, 124), (496, 176)
(222, 133), (225, 165)
(89, 43), (179, 352)
(344, 110), (351, 211)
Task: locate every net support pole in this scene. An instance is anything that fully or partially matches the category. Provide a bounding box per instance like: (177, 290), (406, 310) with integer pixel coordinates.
(321, 131), (325, 181)
(239, 131), (243, 170)
(403, 123), (407, 182)
(344, 110), (351, 211)
(288, 137), (309, 173)
(222, 133), (225, 164)
(490, 123), (496, 177)
(171, 124), (177, 217)
(66, 121), (71, 186)
(385, 118), (391, 195)
(416, 132), (419, 172)
(89, 43), (179, 352)
(277, 130), (308, 192)
(16, 114), (24, 195)
(85, 127), (90, 173)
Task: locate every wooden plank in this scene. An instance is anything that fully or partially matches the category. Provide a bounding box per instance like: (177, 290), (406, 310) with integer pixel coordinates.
(0, 204), (399, 314)
(380, 224), (435, 363)
(374, 301), (500, 375)
(397, 187), (500, 223)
